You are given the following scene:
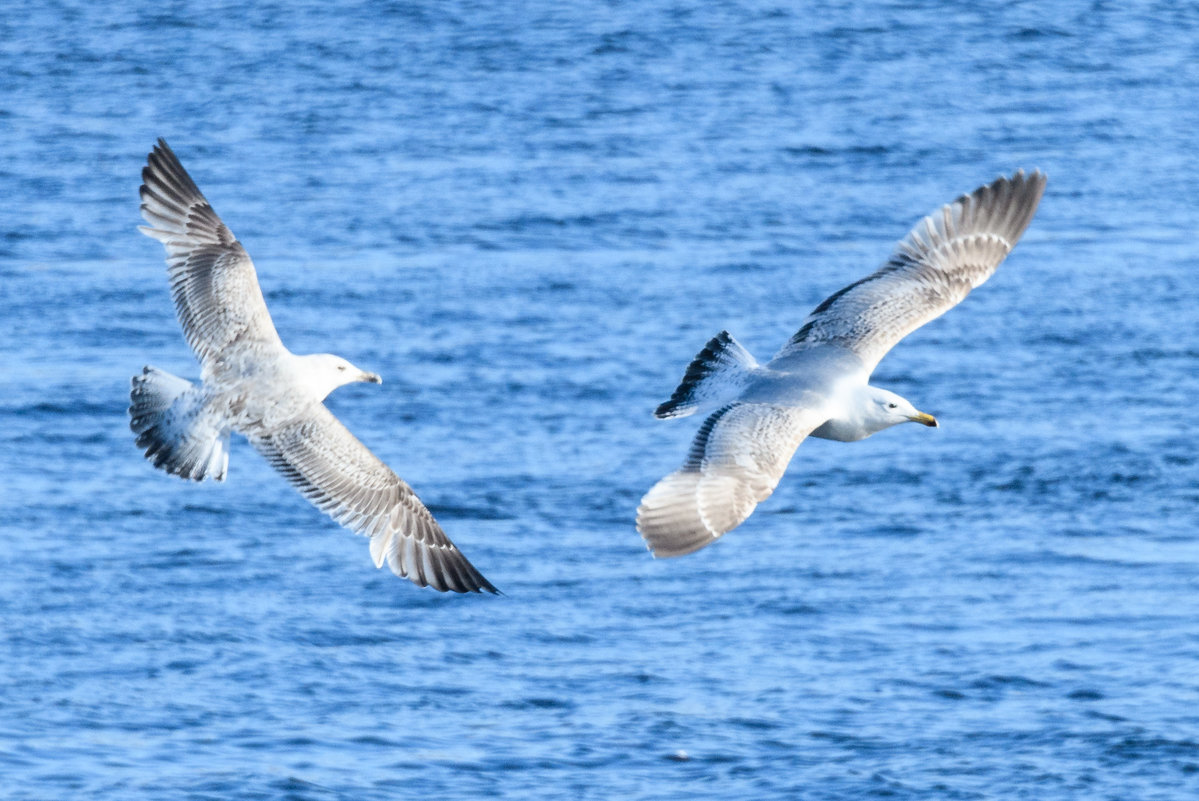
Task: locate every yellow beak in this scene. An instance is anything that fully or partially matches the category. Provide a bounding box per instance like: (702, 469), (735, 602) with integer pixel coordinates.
(909, 411), (938, 428)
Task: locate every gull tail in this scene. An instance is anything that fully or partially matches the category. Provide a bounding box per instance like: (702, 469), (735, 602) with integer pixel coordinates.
(654, 331), (758, 419)
(129, 366), (229, 482)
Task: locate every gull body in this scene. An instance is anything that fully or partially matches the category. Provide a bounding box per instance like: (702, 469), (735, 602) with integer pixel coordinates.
(732, 347), (937, 443)
(638, 170), (1046, 558)
(129, 139), (496, 593)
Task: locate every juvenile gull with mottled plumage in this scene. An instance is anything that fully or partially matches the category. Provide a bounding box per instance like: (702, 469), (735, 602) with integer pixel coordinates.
(638, 170), (1047, 558)
(129, 139), (497, 594)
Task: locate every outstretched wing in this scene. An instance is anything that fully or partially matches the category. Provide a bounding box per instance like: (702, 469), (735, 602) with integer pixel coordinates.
(637, 402), (826, 557)
(139, 139), (284, 367)
(250, 404), (498, 594)
(773, 170), (1046, 373)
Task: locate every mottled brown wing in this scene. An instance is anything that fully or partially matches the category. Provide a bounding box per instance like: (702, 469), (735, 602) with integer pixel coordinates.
(139, 139), (284, 367)
(250, 404), (498, 594)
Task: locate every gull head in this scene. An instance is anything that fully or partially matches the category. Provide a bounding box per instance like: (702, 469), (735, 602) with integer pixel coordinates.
(814, 384), (938, 442)
(300, 353), (382, 400)
(866, 386), (938, 433)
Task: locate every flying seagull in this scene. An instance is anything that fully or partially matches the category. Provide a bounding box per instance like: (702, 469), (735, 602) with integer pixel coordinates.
(129, 139), (497, 593)
(637, 170), (1047, 557)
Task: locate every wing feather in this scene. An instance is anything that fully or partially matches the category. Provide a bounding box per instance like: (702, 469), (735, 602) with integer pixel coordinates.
(773, 170), (1046, 372)
(250, 405), (498, 594)
(139, 139), (283, 367)
(637, 403), (825, 557)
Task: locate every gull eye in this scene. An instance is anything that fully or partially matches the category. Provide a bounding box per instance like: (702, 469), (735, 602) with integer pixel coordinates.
(887, 402), (898, 409)
(337, 364), (347, 371)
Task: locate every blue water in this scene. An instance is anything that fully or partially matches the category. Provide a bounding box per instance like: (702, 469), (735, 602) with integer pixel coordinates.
(4, 1), (1199, 798)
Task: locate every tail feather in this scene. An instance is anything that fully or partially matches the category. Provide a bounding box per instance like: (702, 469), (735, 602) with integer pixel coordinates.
(129, 366), (229, 482)
(654, 331), (757, 419)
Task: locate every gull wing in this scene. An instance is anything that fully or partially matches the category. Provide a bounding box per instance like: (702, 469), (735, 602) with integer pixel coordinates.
(637, 402), (826, 557)
(773, 170), (1046, 373)
(250, 404), (498, 594)
(139, 139), (284, 366)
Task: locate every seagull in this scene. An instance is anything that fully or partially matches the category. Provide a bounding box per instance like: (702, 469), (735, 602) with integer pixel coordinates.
(637, 170), (1047, 557)
(129, 139), (497, 593)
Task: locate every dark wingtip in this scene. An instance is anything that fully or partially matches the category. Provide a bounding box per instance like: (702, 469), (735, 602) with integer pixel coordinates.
(654, 330), (753, 420)
(469, 566), (501, 595)
(440, 548), (501, 595)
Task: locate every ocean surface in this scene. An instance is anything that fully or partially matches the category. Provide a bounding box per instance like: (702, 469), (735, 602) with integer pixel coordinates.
(3, 1), (1199, 799)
